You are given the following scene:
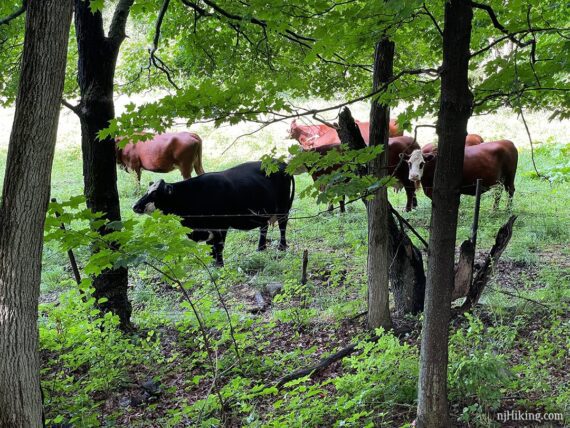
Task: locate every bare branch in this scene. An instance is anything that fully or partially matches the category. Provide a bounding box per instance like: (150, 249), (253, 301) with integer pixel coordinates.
(470, 27), (570, 58)
(147, 0), (180, 90)
(0, 0), (26, 26)
(180, 0), (211, 17)
(470, 1), (532, 49)
(421, 3), (442, 37)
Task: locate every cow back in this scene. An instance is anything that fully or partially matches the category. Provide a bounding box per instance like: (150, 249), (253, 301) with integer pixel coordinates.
(166, 161), (293, 231)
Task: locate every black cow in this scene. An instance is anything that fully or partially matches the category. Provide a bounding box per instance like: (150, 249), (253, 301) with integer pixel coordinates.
(132, 161), (295, 266)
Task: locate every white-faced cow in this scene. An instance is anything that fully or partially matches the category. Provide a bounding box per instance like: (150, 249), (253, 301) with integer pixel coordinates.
(405, 140), (518, 209)
(132, 161), (295, 266)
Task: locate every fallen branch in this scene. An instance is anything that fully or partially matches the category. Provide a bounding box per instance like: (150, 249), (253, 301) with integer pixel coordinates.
(490, 287), (550, 309)
(276, 327), (411, 388)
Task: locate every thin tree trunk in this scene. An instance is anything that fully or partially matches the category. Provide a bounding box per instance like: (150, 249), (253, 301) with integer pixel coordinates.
(367, 38), (394, 330)
(0, 0), (73, 425)
(74, 0), (134, 329)
(417, 1), (473, 426)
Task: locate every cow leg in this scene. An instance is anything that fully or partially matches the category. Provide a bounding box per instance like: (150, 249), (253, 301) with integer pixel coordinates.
(258, 224), (268, 251)
(135, 168), (142, 190)
(492, 185), (502, 210)
(506, 182), (515, 211)
(179, 164), (192, 180)
(327, 203), (334, 212)
(404, 186), (416, 212)
(339, 196), (346, 213)
(208, 231), (227, 267)
(278, 217), (289, 250)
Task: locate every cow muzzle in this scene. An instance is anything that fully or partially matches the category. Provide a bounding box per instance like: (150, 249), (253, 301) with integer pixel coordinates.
(133, 201), (156, 214)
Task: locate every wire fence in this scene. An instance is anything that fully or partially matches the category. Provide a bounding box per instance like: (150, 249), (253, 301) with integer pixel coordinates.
(40, 190), (570, 311)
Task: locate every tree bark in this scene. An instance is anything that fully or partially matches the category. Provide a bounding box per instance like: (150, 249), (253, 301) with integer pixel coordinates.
(367, 38), (394, 330)
(417, 1), (473, 426)
(74, 0), (134, 329)
(0, 0), (73, 425)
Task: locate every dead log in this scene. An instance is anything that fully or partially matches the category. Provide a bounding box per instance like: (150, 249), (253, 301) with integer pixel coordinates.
(452, 239), (474, 300)
(389, 207), (425, 315)
(337, 107), (367, 151)
(453, 215), (517, 317)
(452, 179), (482, 301)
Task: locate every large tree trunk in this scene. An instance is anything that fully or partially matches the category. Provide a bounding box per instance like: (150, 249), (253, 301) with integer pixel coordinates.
(0, 0), (73, 425)
(367, 38), (394, 330)
(417, 1), (474, 426)
(74, 0), (134, 329)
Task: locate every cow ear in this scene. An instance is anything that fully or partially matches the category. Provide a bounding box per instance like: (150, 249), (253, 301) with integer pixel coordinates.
(424, 153), (436, 162)
(399, 152), (410, 160)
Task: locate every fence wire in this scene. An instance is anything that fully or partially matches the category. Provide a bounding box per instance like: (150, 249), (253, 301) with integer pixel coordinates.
(40, 191), (570, 316)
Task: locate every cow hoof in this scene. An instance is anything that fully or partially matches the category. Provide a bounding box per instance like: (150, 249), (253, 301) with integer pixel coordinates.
(278, 244), (287, 251)
(257, 246), (267, 252)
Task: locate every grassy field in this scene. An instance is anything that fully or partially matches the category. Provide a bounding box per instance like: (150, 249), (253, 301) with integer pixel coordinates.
(0, 105), (569, 426)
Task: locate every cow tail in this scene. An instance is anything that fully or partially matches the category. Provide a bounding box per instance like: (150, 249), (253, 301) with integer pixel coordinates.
(194, 137), (205, 175)
(289, 175), (296, 210)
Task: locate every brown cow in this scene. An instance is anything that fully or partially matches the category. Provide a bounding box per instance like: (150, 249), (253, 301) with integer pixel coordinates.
(116, 132), (204, 184)
(297, 136), (421, 212)
(406, 140), (518, 209)
(421, 133), (484, 154)
(289, 118), (402, 149)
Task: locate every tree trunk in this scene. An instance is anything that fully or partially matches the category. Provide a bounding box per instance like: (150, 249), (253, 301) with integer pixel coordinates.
(389, 209), (425, 315)
(417, 1), (473, 426)
(74, 0), (134, 329)
(0, 0), (73, 425)
(367, 38), (394, 330)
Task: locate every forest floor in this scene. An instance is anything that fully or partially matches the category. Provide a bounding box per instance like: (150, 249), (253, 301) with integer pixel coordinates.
(0, 106), (569, 427)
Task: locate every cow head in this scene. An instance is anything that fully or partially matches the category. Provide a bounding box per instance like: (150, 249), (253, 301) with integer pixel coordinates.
(404, 149), (435, 183)
(288, 119), (300, 139)
(132, 179), (173, 214)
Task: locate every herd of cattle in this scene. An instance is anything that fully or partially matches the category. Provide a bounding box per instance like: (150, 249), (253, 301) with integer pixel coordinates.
(122, 119), (518, 265)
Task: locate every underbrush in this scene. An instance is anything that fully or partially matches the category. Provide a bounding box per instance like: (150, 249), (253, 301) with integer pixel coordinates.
(40, 286), (161, 426)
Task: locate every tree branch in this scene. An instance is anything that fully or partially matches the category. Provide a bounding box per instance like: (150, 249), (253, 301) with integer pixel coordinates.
(108, 0), (135, 42)
(0, 0), (26, 26)
(61, 99), (81, 116)
(148, 0), (180, 90)
(421, 3), (442, 37)
(470, 1), (532, 49)
(232, 67), (440, 124)
(180, 0), (211, 17)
